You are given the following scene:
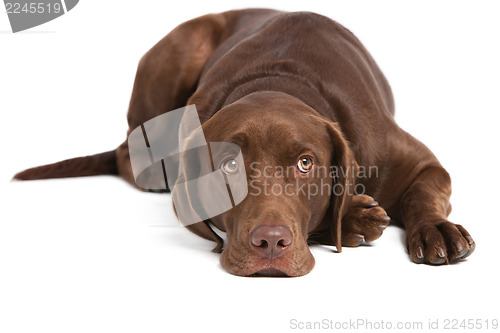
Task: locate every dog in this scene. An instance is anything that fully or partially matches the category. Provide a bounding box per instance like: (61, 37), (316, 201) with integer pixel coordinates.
(14, 9), (475, 276)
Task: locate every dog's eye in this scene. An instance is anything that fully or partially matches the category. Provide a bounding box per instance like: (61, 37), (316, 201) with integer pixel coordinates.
(221, 159), (239, 175)
(297, 156), (313, 173)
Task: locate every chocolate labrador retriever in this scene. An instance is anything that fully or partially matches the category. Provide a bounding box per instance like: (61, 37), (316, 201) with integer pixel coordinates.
(14, 9), (475, 276)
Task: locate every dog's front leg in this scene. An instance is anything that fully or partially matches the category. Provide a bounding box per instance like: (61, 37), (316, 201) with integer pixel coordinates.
(398, 166), (475, 264)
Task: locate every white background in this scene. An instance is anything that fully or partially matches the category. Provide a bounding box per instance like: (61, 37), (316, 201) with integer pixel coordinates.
(1, 1), (499, 332)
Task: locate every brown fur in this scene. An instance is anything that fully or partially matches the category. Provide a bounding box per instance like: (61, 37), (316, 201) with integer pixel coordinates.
(14, 9), (474, 276)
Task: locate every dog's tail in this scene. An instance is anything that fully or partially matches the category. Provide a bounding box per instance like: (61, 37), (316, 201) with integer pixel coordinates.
(13, 150), (118, 181)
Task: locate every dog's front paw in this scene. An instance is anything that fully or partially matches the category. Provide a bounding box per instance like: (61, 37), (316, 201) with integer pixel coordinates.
(341, 194), (390, 247)
(406, 221), (475, 265)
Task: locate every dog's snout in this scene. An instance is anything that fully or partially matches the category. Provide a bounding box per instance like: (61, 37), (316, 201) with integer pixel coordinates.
(250, 225), (293, 258)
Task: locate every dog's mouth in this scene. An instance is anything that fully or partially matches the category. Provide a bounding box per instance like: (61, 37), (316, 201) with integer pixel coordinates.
(220, 236), (315, 277)
(249, 266), (290, 277)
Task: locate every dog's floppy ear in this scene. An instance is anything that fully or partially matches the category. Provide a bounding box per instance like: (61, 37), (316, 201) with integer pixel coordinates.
(326, 121), (358, 253)
(170, 144), (225, 253)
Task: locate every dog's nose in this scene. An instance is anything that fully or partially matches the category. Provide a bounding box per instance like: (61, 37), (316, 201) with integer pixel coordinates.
(250, 225), (293, 258)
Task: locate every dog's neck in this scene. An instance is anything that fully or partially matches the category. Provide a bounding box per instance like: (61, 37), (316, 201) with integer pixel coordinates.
(190, 73), (332, 124)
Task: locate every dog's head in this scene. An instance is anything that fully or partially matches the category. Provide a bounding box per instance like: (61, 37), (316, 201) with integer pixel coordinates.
(185, 91), (357, 277)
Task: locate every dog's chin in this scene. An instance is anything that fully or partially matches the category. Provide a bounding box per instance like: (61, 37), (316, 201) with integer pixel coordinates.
(250, 267), (290, 277)
(220, 247), (315, 277)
